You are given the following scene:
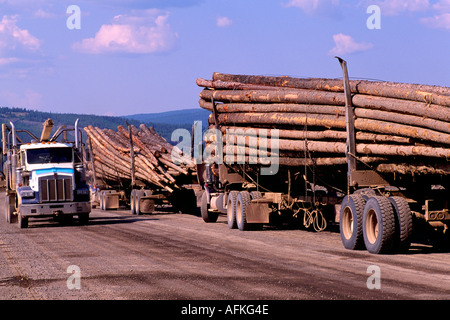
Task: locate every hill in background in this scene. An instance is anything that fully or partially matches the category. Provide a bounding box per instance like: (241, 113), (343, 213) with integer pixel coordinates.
(124, 108), (210, 127)
(0, 107), (209, 144)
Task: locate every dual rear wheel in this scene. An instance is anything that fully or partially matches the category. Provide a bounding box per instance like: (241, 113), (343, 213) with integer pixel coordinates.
(340, 194), (413, 254)
(228, 191), (262, 231)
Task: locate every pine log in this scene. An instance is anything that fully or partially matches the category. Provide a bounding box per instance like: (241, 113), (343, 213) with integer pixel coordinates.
(212, 113), (450, 145)
(220, 135), (450, 158)
(200, 89), (450, 122)
(219, 126), (411, 144)
(211, 73), (450, 106)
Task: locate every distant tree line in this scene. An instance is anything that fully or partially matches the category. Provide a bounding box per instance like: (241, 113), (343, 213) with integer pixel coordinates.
(0, 107), (200, 144)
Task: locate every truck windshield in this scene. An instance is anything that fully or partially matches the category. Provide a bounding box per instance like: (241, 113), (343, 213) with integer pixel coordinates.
(27, 147), (73, 164)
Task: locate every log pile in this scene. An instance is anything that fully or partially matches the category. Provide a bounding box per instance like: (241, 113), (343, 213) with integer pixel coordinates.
(84, 124), (195, 193)
(197, 73), (450, 176)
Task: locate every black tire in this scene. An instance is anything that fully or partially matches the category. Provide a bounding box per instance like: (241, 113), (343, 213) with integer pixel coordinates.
(18, 212), (28, 229)
(250, 191), (262, 200)
(135, 190), (144, 215)
(236, 191), (251, 231)
(130, 190), (136, 215)
(389, 196), (413, 252)
(354, 188), (376, 201)
(363, 196), (396, 254)
(227, 191), (239, 229)
(100, 192), (105, 210)
(339, 194), (366, 250)
(5, 194), (13, 223)
(79, 213), (89, 225)
(201, 191), (218, 223)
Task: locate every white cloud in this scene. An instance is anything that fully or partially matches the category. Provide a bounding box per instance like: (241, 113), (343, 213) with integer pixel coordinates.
(73, 10), (178, 54)
(0, 15), (40, 51)
(216, 16), (233, 28)
(421, 12), (450, 29)
(283, 0), (341, 17)
(0, 57), (19, 65)
(432, 0), (450, 12)
(0, 88), (43, 108)
(366, 0), (430, 16)
(418, 0), (450, 30)
(33, 9), (56, 19)
(328, 33), (373, 56)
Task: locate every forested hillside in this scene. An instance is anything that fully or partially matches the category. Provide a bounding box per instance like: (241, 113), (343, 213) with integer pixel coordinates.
(0, 107), (200, 143)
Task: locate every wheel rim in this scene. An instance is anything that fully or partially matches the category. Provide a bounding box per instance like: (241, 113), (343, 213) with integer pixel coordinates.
(227, 198), (234, 222)
(366, 209), (379, 244)
(236, 199), (242, 225)
(342, 206), (354, 240)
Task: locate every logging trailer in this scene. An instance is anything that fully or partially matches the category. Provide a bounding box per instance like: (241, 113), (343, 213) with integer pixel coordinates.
(197, 59), (449, 254)
(86, 124), (198, 215)
(1, 119), (91, 228)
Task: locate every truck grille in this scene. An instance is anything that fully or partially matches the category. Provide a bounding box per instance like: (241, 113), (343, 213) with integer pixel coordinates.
(39, 177), (73, 202)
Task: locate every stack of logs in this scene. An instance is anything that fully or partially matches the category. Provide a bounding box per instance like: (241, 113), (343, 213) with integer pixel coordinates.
(84, 124), (195, 193)
(197, 73), (450, 176)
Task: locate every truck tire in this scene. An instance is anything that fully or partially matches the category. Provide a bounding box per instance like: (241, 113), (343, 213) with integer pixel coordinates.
(201, 191), (218, 223)
(339, 194), (366, 250)
(130, 190), (136, 215)
(363, 196), (396, 254)
(5, 194), (15, 223)
(236, 191), (251, 231)
(389, 196), (413, 252)
(250, 191), (262, 200)
(135, 190), (143, 215)
(18, 212), (28, 229)
(227, 191), (239, 229)
(79, 213), (89, 225)
(100, 191), (105, 210)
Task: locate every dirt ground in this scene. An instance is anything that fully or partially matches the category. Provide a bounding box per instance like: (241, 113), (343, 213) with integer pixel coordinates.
(1, 193), (449, 303)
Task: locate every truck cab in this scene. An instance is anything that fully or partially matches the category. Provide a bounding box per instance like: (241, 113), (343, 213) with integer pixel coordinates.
(2, 119), (91, 228)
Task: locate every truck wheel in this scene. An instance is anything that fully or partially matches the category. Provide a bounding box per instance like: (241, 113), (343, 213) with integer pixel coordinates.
(135, 190), (142, 215)
(363, 196), (396, 254)
(79, 213), (89, 225)
(339, 194), (366, 250)
(201, 192), (218, 223)
(227, 191), (239, 229)
(130, 190), (136, 214)
(389, 196), (413, 252)
(5, 194), (14, 223)
(100, 191), (105, 210)
(249, 191), (263, 230)
(236, 191), (251, 231)
(250, 191), (262, 200)
(18, 212), (28, 229)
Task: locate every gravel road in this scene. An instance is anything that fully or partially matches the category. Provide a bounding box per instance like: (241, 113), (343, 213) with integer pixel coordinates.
(1, 193), (449, 302)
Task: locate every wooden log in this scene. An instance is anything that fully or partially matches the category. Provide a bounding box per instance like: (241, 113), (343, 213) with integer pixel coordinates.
(199, 88), (346, 105)
(200, 89), (450, 122)
(220, 135), (450, 158)
(211, 73), (450, 106)
(376, 163), (450, 175)
(212, 113), (450, 145)
(199, 99), (345, 116)
(201, 99), (450, 133)
(219, 126), (412, 144)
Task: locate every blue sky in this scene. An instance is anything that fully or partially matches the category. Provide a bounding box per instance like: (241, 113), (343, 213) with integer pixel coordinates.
(0, 0), (448, 116)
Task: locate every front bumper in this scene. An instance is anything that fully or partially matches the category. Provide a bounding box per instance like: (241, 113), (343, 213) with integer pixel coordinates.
(20, 201), (91, 217)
